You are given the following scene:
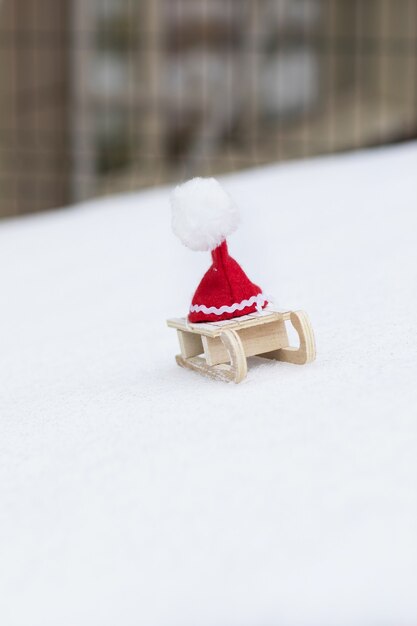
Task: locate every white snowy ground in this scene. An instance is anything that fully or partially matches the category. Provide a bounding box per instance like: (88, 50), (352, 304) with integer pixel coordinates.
(1, 144), (417, 626)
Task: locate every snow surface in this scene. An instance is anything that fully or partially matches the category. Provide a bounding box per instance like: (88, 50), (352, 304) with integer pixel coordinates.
(1, 144), (417, 626)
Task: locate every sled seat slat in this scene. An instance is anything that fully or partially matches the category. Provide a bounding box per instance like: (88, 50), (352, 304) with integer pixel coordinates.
(167, 309), (284, 338)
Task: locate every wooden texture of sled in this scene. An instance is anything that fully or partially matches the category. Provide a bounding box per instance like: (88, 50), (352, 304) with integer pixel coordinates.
(167, 308), (316, 384)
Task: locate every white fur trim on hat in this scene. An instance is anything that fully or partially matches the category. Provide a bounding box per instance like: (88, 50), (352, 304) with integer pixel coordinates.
(170, 177), (239, 251)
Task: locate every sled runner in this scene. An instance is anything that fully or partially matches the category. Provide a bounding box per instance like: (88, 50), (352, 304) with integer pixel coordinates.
(167, 307), (316, 383)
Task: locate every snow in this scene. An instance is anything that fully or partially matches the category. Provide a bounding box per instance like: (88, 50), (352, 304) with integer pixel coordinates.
(1, 143), (417, 626)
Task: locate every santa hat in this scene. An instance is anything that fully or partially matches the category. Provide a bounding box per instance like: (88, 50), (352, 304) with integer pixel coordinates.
(170, 177), (268, 323)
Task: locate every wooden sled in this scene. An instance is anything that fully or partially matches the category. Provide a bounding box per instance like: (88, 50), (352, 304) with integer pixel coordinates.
(167, 308), (316, 384)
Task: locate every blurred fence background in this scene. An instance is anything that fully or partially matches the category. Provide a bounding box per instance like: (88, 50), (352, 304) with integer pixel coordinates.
(0, 0), (416, 218)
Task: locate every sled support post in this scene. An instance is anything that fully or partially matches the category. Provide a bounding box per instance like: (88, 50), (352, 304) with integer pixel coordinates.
(260, 311), (316, 365)
(167, 308), (316, 383)
(220, 329), (247, 383)
(177, 330), (203, 359)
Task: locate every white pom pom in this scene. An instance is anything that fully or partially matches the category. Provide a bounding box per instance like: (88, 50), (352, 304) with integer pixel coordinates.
(170, 177), (239, 251)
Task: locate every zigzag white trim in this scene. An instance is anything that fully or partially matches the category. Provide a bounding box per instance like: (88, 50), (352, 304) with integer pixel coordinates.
(190, 293), (267, 316)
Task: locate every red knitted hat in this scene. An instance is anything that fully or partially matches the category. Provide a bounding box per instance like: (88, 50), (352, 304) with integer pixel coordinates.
(171, 177), (268, 323)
